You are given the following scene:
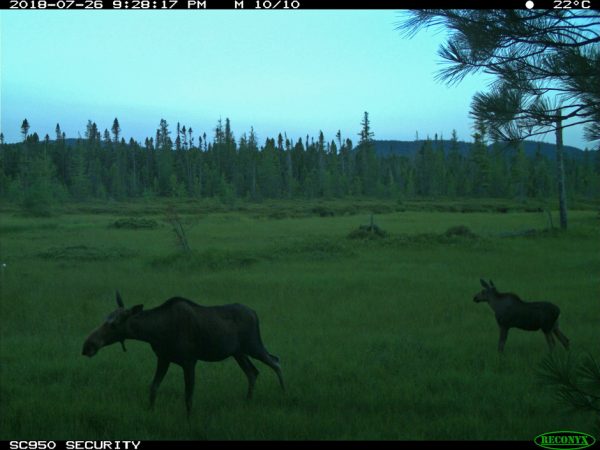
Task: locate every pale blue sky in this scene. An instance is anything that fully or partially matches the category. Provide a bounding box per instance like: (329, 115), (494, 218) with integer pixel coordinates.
(0, 10), (590, 148)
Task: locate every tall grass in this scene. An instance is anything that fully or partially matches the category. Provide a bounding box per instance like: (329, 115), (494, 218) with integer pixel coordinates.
(0, 201), (598, 439)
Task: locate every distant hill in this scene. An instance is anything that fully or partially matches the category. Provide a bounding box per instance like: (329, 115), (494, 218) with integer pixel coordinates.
(373, 139), (588, 160)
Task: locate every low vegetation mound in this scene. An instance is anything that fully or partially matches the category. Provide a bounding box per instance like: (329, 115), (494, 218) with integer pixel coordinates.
(443, 225), (478, 239)
(151, 249), (259, 272)
(272, 238), (355, 260)
(348, 226), (387, 240)
(359, 225), (480, 246)
(112, 217), (159, 229)
(38, 245), (136, 261)
(348, 215), (387, 240)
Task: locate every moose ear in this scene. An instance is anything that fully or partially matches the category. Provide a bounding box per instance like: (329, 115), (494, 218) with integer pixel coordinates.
(116, 291), (125, 308)
(130, 304), (144, 315)
(489, 280), (495, 288)
(480, 279), (489, 288)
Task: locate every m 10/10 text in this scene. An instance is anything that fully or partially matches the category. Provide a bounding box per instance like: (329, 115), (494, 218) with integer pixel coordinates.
(253, 0), (300, 7)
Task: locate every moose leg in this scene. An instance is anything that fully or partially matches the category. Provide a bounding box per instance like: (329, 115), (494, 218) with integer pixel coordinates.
(552, 322), (570, 350)
(498, 327), (509, 353)
(553, 328), (570, 350)
(149, 357), (170, 409)
(234, 354), (259, 399)
(544, 331), (556, 351)
(269, 354), (285, 392)
(182, 362), (196, 417)
(252, 350), (285, 392)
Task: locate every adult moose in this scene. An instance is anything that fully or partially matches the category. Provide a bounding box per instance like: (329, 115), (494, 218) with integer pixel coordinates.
(82, 292), (284, 415)
(473, 279), (570, 353)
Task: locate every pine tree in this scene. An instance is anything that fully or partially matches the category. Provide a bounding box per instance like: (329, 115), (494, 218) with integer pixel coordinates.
(415, 139), (434, 196)
(488, 141), (509, 197)
(469, 122), (491, 197)
(111, 118), (121, 143)
(529, 145), (552, 198)
(359, 112), (374, 143)
(257, 138), (281, 198)
(104, 129), (111, 145)
(432, 135), (446, 196)
(446, 130), (462, 197)
(182, 126), (188, 150)
(154, 119), (174, 195)
(511, 145), (529, 199)
(21, 119), (30, 141)
(69, 148), (90, 201)
(108, 162), (125, 199)
(176, 122), (182, 151)
(85, 120), (98, 143)
(248, 127), (258, 199)
(21, 150), (60, 216)
(356, 112), (377, 195)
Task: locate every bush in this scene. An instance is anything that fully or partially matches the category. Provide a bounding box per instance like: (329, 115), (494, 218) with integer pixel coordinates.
(21, 191), (53, 217)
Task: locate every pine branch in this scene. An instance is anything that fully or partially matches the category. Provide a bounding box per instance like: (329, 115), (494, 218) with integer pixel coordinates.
(539, 353), (600, 415)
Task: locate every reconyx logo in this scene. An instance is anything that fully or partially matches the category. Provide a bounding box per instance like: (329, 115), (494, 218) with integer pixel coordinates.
(534, 431), (596, 450)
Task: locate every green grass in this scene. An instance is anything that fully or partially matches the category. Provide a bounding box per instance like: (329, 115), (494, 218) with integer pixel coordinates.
(0, 199), (599, 440)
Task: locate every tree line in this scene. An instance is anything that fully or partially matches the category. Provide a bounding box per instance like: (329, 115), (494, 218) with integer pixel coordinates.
(1, 113), (599, 213)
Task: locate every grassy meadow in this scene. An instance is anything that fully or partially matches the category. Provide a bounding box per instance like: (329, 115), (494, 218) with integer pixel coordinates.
(0, 198), (599, 440)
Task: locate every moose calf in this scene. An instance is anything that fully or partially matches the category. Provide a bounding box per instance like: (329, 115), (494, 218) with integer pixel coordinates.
(473, 279), (570, 353)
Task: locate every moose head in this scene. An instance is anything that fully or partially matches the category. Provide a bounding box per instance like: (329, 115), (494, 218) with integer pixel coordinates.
(82, 291), (143, 357)
(473, 279), (498, 303)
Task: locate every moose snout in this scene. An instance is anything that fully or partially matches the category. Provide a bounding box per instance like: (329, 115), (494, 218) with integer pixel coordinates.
(82, 341), (98, 357)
